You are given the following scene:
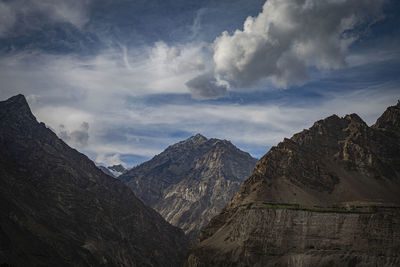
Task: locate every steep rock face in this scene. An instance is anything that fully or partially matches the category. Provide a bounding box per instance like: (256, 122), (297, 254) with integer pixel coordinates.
(119, 134), (257, 240)
(187, 207), (400, 267)
(0, 95), (188, 267)
(186, 102), (400, 266)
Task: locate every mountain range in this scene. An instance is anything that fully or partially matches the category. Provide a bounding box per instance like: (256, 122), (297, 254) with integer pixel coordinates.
(1, 93), (399, 267)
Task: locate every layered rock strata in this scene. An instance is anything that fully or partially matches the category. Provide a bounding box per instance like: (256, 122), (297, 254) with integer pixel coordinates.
(186, 101), (400, 266)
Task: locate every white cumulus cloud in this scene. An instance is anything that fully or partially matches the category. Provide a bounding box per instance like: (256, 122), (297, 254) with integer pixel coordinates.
(212, 0), (384, 88)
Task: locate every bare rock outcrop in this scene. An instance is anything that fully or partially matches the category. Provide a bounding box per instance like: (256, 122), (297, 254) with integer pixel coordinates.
(186, 101), (400, 266)
(119, 134), (257, 241)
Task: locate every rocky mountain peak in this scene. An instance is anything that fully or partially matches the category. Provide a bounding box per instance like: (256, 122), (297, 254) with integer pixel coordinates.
(3, 94), (28, 106)
(0, 94), (36, 123)
(109, 164), (126, 173)
(182, 133), (208, 145)
(192, 133), (207, 141)
(373, 100), (400, 133)
(344, 113), (366, 125)
(119, 135), (257, 241)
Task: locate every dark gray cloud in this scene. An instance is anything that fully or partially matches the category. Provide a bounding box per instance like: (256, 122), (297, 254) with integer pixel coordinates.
(0, 0), (91, 37)
(58, 122), (89, 147)
(0, 3), (16, 37)
(185, 73), (228, 99)
(212, 0), (385, 88)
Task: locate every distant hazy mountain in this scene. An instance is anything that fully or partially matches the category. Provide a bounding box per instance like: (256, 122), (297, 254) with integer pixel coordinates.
(98, 164), (127, 178)
(186, 101), (400, 266)
(0, 95), (187, 266)
(119, 134), (257, 241)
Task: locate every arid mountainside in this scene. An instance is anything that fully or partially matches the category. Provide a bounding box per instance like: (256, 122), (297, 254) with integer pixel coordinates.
(186, 101), (400, 266)
(0, 95), (188, 267)
(230, 105), (400, 208)
(119, 134), (257, 240)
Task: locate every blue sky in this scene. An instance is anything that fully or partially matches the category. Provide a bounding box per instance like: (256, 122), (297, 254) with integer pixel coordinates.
(0, 0), (399, 167)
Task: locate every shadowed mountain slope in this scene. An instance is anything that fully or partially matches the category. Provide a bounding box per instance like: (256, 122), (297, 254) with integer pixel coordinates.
(0, 94), (188, 267)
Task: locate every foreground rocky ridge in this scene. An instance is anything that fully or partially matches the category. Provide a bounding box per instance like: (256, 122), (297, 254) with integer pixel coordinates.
(187, 207), (400, 266)
(186, 101), (400, 266)
(0, 95), (188, 266)
(230, 107), (400, 208)
(119, 134), (257, 240)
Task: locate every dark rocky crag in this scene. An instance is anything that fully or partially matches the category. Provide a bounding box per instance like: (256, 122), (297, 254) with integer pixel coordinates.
(119, 134), (257, 241)
(0, 95), (188, 267)
(186, 101), (400, 266)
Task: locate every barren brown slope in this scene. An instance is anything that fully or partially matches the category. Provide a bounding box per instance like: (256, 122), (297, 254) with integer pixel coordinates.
(0, 95), (188, 267)
(186, 101), (400, 267)
(119, 134), (257, 241)
(229, 108), (400, 208)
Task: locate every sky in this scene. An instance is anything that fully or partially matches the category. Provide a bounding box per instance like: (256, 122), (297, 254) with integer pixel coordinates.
(0, 0), (399, 167)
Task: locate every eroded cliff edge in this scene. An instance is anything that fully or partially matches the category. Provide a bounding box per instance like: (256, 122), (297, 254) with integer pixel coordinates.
(188, 207), (400, 266)
(186, 101), (400, 266)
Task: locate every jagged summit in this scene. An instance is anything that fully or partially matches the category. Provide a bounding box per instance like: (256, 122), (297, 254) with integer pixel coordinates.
(0, 94), (35, 122)
(109, 164), (126, 173)
(172, 133), (208, 147)
(373, 100), (400, 132)
(190, 133), (207, 141)
(3, 94), (27, 104)
(0, 94), (29, 111)
(119, 134), (257, 241)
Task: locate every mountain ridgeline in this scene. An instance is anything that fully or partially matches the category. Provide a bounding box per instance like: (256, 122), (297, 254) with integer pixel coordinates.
(0, 95), (188, 267)
(1, 93), (399, 267)
(119, 134), (257, 241)
(186, 101), (400, 266)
